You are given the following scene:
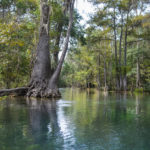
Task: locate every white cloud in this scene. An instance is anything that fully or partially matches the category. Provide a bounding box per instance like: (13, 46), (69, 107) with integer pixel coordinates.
(75, 0), (95, 25)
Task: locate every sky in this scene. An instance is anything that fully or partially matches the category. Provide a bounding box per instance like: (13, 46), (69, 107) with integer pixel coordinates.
(59, 1), (94, 58)
(75, 0), (95, 25)
(76, 1), (150, 25)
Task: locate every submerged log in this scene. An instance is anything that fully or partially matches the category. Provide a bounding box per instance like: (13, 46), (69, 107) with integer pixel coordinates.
(0, 87), (28, 97)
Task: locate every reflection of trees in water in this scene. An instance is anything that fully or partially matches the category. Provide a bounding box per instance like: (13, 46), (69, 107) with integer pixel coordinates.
(135, 94), (141, 115)
(114, 93), (127, 122)
(1, 91), (150, 150)
(0, 98), (30, 150)
(26, 98), (64, 148)
(26, 98), (77, 149)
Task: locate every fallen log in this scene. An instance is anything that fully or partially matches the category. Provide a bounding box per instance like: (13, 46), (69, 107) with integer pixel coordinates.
(0, 87), (28, 97)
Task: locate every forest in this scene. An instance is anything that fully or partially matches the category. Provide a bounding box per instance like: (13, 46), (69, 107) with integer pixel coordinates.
(0, 0), (150, 98)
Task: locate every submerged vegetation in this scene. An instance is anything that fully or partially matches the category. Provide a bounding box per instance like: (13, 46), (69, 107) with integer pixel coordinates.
(0, 0), (150, 96)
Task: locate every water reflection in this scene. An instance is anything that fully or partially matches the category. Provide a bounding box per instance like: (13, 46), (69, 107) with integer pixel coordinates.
(135, 94), (141, 115)
(0, 89), (150, 150)
(26, 98), (64, 149)
(26, 98), (77, 149)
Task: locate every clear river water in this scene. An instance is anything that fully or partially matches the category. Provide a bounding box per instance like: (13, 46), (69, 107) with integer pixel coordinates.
(0, 88), (150, 150)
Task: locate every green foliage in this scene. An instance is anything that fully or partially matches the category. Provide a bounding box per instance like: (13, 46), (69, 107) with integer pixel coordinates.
(0, 19), (36, 88)
(0, 0), (83, 89)
(60, 0), (150, 92)
(0, 0), (150, 92)
(134, 88), (144, 93)
(0, 0), (38, 88)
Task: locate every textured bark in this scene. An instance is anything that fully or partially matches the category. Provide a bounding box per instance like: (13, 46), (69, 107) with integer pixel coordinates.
(45, 0), (75, 98)
(27, 0), (51, 97)
(0, 87), (28, 96)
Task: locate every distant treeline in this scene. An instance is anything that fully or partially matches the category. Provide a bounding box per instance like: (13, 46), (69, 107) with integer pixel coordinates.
(60, 0), (150, 92)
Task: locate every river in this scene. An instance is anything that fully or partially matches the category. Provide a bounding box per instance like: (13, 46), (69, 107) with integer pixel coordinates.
(0, 88), (150, 150)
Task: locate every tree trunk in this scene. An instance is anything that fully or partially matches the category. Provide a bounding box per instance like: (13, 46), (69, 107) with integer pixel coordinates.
(119, 12), (123, 90)
(27, 0), (51, 97)
(44, 0), (75, 98)
(136, 58), (140, 88)
(104, 42), (107, 91)
(97, 45), (101, 89)
(97, 53), (101, 89)
(136, 43), (140, 88)
(0, 0), (75, 98)
(123, 13), (129, 91)
(53, 23), (63, 71)
(113, 7), (120, 91)
(104, 58), (107, 91)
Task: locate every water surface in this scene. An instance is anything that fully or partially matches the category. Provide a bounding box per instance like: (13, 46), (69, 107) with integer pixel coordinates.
(0, 88), (150, 150)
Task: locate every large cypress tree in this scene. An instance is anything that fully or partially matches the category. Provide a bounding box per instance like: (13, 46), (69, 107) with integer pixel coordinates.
(27, 0), (75, 98)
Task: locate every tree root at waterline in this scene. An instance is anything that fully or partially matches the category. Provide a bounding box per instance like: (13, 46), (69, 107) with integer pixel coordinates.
(0, 87), (28, 97)
(0, 86), (61, 98)
(0, 77), (61, 98)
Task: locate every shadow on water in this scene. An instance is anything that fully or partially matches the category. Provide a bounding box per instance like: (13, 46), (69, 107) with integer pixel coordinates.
(0, 89), (150, 150)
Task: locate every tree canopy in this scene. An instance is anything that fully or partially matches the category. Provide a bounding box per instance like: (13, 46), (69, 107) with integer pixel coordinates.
(0, 0), (150, 94)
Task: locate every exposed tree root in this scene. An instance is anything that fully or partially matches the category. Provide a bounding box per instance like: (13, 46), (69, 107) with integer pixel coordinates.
(26, 78), (61, 98)
(0, 87), (28, 97)
(27, 78), (48, 98)
(44, 88), (61, 98)
(0, 86), (61, 98)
